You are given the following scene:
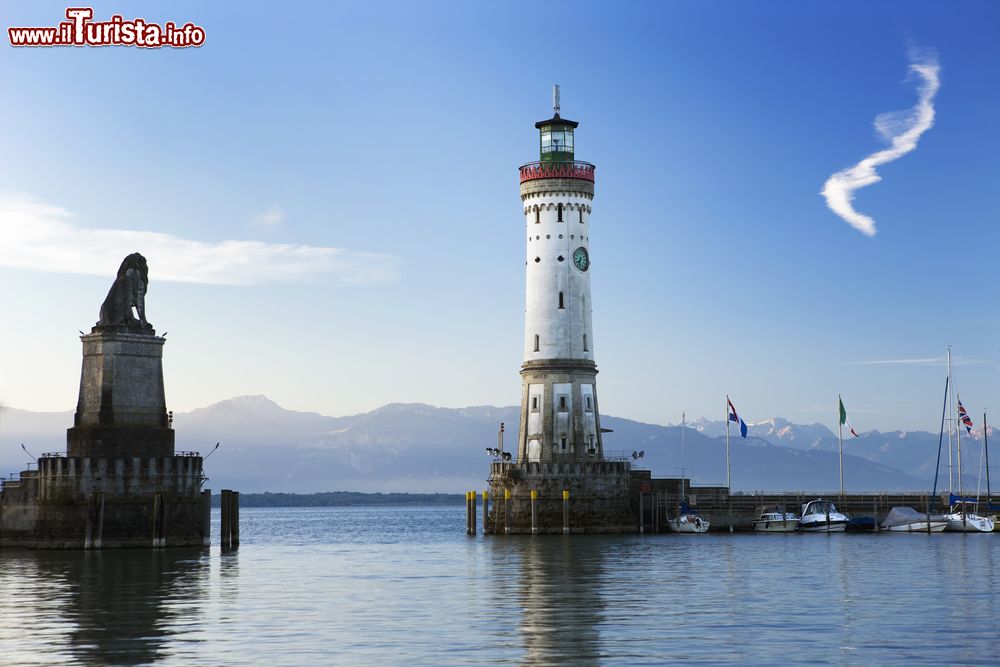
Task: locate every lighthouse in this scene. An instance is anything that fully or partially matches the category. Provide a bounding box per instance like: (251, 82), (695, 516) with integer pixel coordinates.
(487, 88), (634, 534)
(517, 85), (603, 463)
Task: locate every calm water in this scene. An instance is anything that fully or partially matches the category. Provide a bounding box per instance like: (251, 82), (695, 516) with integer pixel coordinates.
(1, 506), (999, 666)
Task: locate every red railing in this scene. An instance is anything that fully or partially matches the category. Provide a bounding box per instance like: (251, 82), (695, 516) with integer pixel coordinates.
(519, 160), (595, 183)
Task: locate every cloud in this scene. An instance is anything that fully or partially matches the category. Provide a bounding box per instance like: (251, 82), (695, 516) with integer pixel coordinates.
(821, 50), (940, 236)
(0, 194), (400, 286)
(251, 205), (285, 229)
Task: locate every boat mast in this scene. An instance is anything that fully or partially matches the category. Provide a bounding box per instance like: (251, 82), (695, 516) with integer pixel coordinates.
(985, 410), (992, 508)
(956, 383), (965, 514)
(947, 347), (954, 498)
(838, 394), (844, 501)
(930, 374), (949, 512)
(680, 411), (686, 500)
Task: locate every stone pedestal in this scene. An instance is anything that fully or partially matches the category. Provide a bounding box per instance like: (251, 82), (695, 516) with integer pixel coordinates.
(67, 326), (173, 459)
(488, 460), (637, 534)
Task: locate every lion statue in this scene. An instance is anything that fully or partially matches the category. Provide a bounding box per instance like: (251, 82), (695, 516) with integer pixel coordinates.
(98, 253), (151, 329)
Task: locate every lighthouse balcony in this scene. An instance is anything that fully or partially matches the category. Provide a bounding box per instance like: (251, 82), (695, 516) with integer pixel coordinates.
(519, 160), (595, 183)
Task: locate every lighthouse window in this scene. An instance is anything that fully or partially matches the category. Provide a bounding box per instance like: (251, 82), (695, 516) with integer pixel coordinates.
(585, 396), (592, 411)
(557, 204), (563, 222)
(557, 255), (564, 262)
(560, 436), (567, 451)
(535, 209), (540, 224)
(531, 396), (539, 412)
(558, 292), (564, 309)
(534, 257), (540, 263)
(579, 208), (584, 223)
(583, 334), (588, 351)
(534, 334), (539, 352)
(558, 396), (567, 412)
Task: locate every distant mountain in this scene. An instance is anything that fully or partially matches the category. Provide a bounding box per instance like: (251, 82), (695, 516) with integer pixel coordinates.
(687, 416), (835, 445)
(1, 397), (941, 494)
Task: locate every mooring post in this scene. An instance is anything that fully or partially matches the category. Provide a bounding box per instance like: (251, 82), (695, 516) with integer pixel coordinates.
(562, 490), (570, 535)
(465, 492), (471, 535)
(530, 489), (538, 535)
(873, 497), (878, 533)
(471, 491), (477, 535)
(925, 494), (931, 534)
(221, 489), (232, 550)
(232, 491), (240, 549)
(482, 491), (489, 535)
(504, 488), (511, 535)
(201, 489), (212, 547)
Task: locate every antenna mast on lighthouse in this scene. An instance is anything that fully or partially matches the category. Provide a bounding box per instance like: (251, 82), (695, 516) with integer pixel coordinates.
(553, 84), (560, 116)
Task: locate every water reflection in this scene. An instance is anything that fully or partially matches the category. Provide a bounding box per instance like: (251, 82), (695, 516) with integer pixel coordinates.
(0, 548), (209, 665)
(515, 537), (604, 666)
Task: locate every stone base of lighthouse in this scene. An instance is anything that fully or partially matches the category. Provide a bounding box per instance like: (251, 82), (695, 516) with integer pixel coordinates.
(487, 460), (638, 534)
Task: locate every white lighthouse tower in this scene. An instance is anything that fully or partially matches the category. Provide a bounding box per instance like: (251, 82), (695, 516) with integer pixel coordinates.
(517, 86), (604, 463)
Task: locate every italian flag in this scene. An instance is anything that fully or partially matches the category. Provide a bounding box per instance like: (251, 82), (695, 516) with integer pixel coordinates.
(839, 396), (860, 438)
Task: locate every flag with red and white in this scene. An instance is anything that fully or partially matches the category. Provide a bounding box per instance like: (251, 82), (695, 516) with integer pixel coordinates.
(958, 398), (974, 435)
(839, 396), (860, 438)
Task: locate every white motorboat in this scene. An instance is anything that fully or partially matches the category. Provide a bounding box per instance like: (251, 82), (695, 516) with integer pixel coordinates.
(752, 509), (800, 533)
(798, 499), (848, 532)
(879, 506), (949, 532)
(667, 513), (710, 533)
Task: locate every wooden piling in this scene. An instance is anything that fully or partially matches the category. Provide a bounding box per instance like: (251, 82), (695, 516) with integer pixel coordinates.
(201, 489), (212, 547)
(530, 489), (538, 535)
(504, 489), (511, 535)
(232, 491), (240, 549)
(562, 490), (570, 535)
(221, 489), (232, 550)
(470, 490), (477, 535)
(482, 491), (489, 535)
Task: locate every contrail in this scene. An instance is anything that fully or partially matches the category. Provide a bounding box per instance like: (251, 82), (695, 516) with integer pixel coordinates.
(821, 52), (940, 236)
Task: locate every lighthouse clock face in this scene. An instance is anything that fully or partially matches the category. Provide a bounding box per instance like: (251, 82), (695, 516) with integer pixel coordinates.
(572, 247), (590, 272)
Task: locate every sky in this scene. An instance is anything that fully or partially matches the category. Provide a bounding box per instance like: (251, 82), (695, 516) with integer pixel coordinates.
(1, 1), (998, 434)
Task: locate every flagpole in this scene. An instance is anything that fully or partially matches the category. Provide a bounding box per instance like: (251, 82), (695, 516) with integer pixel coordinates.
(725, 395), (731, 490)
(838, 394), (844, 502)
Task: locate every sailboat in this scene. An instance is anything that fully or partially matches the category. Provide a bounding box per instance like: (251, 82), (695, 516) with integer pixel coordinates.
(941, 349), (993, 533)
(667, 412), (710, 533)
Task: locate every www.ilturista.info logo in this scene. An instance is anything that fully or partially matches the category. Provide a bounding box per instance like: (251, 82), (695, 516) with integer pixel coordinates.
(8, 8), (205, 48)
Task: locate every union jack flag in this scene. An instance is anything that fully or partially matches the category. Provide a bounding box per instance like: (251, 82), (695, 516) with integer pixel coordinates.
(958, 398), (974, 434)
